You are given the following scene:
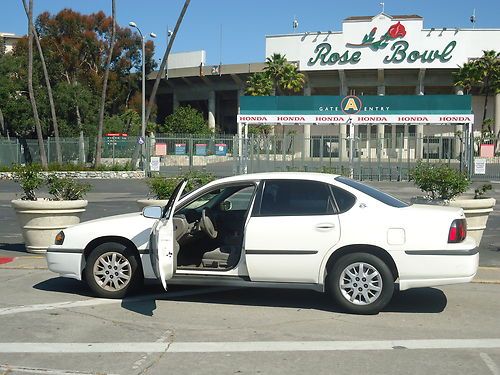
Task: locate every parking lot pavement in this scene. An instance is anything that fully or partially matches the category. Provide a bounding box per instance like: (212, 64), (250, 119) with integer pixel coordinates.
(0, 268), (499, 375)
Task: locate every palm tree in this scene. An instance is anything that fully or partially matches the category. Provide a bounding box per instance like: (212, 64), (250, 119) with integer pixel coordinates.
(476, 50), (500, 131)
(264, 53), (288, 95)
(454, 50), (500, 132)
(279, 64), (305, 95)
(95, 0), (116, 167)
(453, 62), (480, 95)
(245, 72), (273, 96)
(21, 0), (61, 164)
(26, 0), (48, 168)
(246, 53), (305, 97)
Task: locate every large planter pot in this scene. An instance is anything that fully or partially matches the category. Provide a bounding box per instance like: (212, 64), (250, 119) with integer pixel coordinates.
(11, 199), (88, 254)
(136, 199), (168, 210)
(448, 197), (496, 246)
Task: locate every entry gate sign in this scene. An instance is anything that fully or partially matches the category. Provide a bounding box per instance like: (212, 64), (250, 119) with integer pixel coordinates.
(238, 95), (474, 125)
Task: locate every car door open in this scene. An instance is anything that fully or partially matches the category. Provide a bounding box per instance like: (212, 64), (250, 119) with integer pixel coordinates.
(150, 179), (187, 290)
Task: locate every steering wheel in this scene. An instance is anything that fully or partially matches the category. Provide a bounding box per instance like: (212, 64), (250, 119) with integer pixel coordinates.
(199, 208), (218, 239)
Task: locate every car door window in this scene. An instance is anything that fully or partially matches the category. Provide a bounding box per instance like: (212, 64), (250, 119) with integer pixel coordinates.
(259, 180), (334, 216)
(224, 186), (255, 211)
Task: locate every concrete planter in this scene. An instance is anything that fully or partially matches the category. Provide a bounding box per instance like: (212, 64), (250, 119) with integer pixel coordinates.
(410, 196), (496, 245)
(136, 199), (168, 210)
(11, 199), (88, 254)
(448, 197), (496, 246)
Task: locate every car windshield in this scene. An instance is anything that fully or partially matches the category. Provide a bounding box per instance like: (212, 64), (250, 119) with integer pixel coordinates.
(335, 176), (409, 208)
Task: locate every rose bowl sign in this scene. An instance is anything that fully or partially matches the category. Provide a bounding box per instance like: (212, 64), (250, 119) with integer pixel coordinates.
(265, 14), (500, 71)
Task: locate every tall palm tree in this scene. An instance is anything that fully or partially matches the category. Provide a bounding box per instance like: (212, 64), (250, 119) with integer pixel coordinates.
(95, 0), (116, 167)
(21, 0), (61, 163)
(26, 0), (48, 168)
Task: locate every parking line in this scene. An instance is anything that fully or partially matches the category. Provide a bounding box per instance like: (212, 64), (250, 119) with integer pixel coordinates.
(0, 364), (119, 375)
(1, 339), (500, 353)
(0, 286), (234, 316)
(480, 352), (500, 375)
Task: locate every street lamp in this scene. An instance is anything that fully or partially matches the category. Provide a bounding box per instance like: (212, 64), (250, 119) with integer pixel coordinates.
(129, 21), (156, 168)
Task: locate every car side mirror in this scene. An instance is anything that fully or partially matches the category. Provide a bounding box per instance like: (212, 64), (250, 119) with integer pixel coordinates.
(142, 206), (162, 219)
(220, 200), (232, 211)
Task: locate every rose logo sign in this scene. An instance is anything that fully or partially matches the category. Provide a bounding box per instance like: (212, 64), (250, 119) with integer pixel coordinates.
(347, 22), (407, 51)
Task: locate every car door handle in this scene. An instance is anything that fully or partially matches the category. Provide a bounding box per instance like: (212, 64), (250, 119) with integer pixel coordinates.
(315, 223), (335, 230)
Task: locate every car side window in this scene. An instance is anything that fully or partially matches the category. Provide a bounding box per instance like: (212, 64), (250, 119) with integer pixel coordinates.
(330, 185), (356, 213)
(259, 180), (334, 216)
(224, 186), (255, 211)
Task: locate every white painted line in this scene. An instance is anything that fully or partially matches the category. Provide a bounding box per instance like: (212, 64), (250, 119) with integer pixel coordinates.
(1, 339), (500, 353)
(0, 286), (233, 316)
(481, 352), (500, 375)
(0, 364), (119, 375)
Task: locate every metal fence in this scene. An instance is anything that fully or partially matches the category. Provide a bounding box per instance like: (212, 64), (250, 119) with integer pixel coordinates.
(1, 134), (499, 181)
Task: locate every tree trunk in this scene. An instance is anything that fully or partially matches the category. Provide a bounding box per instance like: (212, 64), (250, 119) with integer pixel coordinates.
(22, 0), (61, 164)
(0, 107), (5, 136)
(144, 0), (190, 124)
(26, 0), (48, 168)
(95, 0), (116, 167)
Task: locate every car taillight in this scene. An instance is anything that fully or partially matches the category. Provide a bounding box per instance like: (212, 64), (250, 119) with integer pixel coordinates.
(448, 219), (467, 243)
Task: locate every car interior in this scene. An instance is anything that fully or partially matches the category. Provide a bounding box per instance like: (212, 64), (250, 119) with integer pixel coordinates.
(172, 183), (256, 271)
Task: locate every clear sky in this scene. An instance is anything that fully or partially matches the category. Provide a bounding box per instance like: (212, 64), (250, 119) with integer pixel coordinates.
(2, 0), (499, 66)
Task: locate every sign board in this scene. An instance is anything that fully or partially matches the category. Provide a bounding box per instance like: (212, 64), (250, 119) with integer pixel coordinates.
(238, 95), (473, 125)
(155, 143), (167, 156)
(137, 136), (145, 145)
(150, 156), (160, 172)
(474, 158), (486, 175)
(266, 14), (500, 71)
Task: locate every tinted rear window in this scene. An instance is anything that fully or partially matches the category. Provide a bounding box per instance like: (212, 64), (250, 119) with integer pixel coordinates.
(335, 177), (409, 208)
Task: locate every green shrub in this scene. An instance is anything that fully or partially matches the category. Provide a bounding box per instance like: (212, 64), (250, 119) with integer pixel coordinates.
(12, 164), (44, 201)
(46, 175), (91, 200)
(146, 170), (216, 199)
(409, 161), (470, 200)
(474, 183), (492, 199)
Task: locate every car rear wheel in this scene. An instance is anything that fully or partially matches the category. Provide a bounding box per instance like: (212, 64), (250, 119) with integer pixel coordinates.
(328, 253), (394, 314)
(85, 242), (141, 299)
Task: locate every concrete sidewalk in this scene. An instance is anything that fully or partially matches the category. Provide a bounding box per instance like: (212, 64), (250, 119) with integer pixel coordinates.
(1, 255), (499, 284)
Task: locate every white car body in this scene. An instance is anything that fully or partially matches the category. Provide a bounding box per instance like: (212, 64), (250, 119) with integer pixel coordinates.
(46, 172), (478, 312)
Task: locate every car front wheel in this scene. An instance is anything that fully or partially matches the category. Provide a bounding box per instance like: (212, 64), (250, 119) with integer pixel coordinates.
(328, 253), (394, 314)
(85, 242), (141, 299)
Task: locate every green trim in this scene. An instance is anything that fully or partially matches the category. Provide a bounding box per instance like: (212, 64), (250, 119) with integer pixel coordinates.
(240, 95), (472, 115)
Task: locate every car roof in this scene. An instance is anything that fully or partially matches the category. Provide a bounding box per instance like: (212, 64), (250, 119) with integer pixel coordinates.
(208, 172), (341, 185)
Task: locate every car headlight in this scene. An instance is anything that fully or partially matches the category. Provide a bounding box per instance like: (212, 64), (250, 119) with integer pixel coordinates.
(55, 231), (65, 245)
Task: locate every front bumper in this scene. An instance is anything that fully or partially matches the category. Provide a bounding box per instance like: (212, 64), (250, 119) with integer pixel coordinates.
(46, 247), (84, 280)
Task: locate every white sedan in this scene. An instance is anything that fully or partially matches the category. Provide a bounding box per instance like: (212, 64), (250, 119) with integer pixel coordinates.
(46, 172), (478, 314)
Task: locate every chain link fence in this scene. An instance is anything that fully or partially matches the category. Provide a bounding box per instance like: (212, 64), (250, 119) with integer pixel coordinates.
(1, 134), (498, 181)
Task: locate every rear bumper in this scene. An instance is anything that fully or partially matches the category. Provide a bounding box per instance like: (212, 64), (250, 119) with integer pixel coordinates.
(395, 248), (479, 291)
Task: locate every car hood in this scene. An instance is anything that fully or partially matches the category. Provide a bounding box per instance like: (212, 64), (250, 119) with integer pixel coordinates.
(63, 212), (157, 251)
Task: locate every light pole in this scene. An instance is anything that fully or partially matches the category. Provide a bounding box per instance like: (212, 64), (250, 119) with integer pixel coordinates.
(129, 21), (156, 169)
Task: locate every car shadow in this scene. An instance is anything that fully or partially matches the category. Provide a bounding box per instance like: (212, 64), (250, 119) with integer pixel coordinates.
(33, 278), (447, 316)
(33, 277), (95, 297)
(0, 242), (27, 255)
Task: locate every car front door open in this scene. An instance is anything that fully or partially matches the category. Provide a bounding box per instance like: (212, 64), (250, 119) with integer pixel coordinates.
(150, 179), (187, 291)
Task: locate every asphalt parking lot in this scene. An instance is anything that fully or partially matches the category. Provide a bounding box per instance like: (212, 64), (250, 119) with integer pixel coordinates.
(0, 178), (499, 375)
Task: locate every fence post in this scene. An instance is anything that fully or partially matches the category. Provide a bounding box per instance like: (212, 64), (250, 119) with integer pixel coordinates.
(188, 137), (193, 169)
(47, 137), (51, 164)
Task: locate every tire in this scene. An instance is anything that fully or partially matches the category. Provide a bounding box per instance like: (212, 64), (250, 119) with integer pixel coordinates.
(327, 252), (394, 315)
(85, 242), (141, 299)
